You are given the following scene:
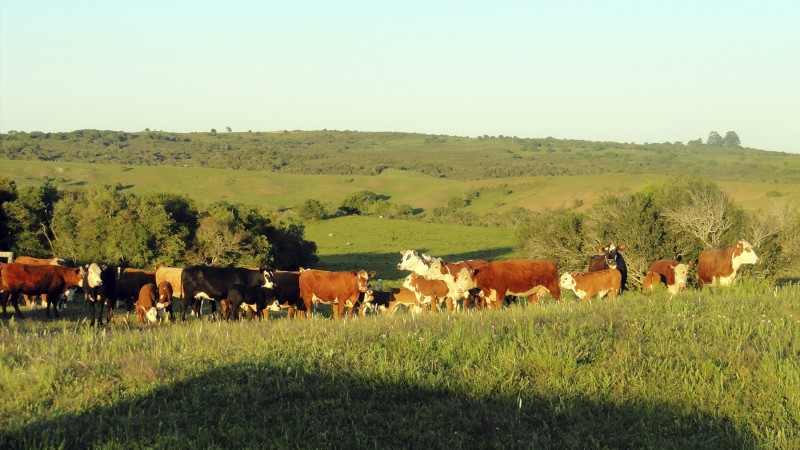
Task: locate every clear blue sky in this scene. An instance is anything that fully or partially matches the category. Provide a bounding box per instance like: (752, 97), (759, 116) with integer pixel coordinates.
(2, 1), (798, 153)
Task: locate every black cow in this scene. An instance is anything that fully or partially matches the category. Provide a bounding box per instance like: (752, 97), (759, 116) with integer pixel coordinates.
(181, 266), (274, 320)
(225, 284), (277, 320)
(82, 263), (118, 327)
(588, 243), (628, 292)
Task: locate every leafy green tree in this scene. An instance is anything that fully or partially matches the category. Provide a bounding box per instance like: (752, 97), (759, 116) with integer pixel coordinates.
(297, 199), (326, 220)
(339, 190), (379, 215)
(723, 131), (741, 147)
(707, 131), (724, 146)
(0, 177), (18, 250)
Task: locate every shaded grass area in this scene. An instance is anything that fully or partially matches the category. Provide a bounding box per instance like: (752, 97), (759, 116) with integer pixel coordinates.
(1, 282), (799, 448)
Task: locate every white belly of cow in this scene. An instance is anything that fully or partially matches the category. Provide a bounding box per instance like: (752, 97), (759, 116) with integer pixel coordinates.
(194, 292), (215, 301)
(714, 274), (737, 286)
(506, 286), (547, 299)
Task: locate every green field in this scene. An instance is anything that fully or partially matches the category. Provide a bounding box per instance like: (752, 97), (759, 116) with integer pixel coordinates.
(1, 283), (798, 448)
(3, 159), (799, 214)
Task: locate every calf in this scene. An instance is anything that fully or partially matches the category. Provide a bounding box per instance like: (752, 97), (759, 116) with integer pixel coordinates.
(697, 239), (760, 288)
(402, 273), (448, 312)
(265, 284), (304, 318)
(225, 284), (276, 320)
(643, 259), (692, 295)
(157, 281), (174, 321)
(589, 243), (628, 292)
(0, 263), (85, 318)
(117, 268), (156, 312)
(135, 283), (168, 324)
(424, 258), (489, 311)
(559, 269), (622, 301)
(361, 288), (424, 315)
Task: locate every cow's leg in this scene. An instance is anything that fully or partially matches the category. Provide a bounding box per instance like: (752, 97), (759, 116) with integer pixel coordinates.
(5, 291), (25, 319)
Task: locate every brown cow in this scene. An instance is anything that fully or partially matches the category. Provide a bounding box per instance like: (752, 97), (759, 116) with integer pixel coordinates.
(157, 281), (174, 321)
(559, 269), (622, 301)
(402, 273), (448, 312)
(13, 255), (65, 309)
(643, 260), (693, 295)
(135, 283), (161, 324)
(697, 239), (760, 288)
(0, 263), (85, 318)
(117, 268), (156, 311)
(155, 266), (183, 301)
(466, 259), (561, 308)
(298, 269), (375, 319)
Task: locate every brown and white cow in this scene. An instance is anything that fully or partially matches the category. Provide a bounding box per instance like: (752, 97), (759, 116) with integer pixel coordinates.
(397, 249), (439, 276)
(402, 273), (448, 312)
(117, 268), (157, 311)
(0, 262), (85, 318)
(135, 283), (169, 324)
(155, 266), (183, 302)
(157, 281), (174, 321)
(643, 259), (692, 295)
(697, 239), (760, 288)
(467, 259), (561, 308)
(559, 269), (622, 301)
(588, 243), (628, 292)
(298, 269), (375, 319)
(424, 258), (489, 310)
(361, 288), (425, 316)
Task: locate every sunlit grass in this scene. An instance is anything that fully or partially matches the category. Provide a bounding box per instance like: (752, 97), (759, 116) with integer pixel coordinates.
(1, 282), (798, 448)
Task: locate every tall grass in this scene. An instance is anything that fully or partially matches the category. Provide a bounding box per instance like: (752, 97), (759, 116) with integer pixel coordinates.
(1, 282), (798, 448)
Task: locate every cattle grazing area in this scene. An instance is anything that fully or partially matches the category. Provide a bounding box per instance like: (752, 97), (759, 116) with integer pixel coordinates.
(0, 282), (798, 448)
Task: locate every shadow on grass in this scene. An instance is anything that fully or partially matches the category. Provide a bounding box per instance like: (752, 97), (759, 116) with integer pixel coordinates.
(1, 360), (755, 449)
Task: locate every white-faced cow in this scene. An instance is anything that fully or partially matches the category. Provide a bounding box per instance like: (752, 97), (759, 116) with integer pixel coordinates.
(82, 263), (118, 327)
(13, 255), (65, 309)
(361, 287), (425, 316)
(401, 273), (448, 312)
(559, 269), (622, 301)
(467, 259), (561, 308)
(643, 259), (692, 295)
(298, 269), (375, 319)
(697, 240), (759, 289)
(422, 258), (489, 311)
(397, 249), (439, 276)
(589, 243), (628, 293)
(180, 266), (274, 320)
(0, 262), (85, 318)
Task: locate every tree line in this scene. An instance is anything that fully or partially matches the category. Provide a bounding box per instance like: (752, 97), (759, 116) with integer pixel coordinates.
(516, 178), (799, 287)
(0, 178), (318, 270)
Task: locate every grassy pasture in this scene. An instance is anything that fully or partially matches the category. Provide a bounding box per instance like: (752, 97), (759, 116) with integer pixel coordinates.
(3, 159), (800, 215)
(1, 282), (798, 449)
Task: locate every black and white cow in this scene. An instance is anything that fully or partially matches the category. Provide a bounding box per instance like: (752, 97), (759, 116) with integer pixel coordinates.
(82, 263), (118, 326)
(180, 266), (274, 321)
(588, 243), (628, 292)
(225, 284), (277, 320)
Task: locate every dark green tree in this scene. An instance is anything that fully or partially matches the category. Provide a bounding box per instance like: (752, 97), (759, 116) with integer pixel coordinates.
(723, 131), (741, 147)
(707, 131), (724, 146)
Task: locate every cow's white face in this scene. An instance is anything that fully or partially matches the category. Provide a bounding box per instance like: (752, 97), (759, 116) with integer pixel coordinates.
(145, 307), (158, 323)
(452, 267), (477, 294)
(671, 263), (692, 292)
(733, 240), (759, 268)
(356, 270), (376, 292)
(262, 269), (275, 288)
(397, 249), (436, 275)
(86, 263), (103, 288)
(559, 272), (576, 290)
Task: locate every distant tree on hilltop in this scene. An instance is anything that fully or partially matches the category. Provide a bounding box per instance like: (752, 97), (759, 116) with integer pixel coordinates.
(724, 131), (741, 147)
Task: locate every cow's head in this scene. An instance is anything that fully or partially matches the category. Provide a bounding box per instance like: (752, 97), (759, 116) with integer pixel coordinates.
(669, 263), (693, 292)
(261, 268), (275, 288)
(596, 243), (626, 269)
(85, 263), (103, 288)
(559, 272), (577, 291)
(733, 240), (759, 266)
(359, 289), (376, 316)
(397, 249), (436, 275)
(356, 270), (376, 292)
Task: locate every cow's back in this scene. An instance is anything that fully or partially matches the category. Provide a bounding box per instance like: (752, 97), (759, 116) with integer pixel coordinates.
(299, 270), (358, 302)
(646, 259), (679, 286)
(697, 247), (733, 285)
(475, 259), (560, 301)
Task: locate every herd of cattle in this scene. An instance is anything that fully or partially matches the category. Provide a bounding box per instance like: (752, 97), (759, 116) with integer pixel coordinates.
(0, 239), (760, 324)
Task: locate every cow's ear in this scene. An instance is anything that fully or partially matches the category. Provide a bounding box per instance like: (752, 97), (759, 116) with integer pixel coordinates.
(595, 246), (605, 254)
(369, 271), (376, 278)
(668, 265), (675, 270)
(687, 263), (694, 269)
(617, 244), (626, 251)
